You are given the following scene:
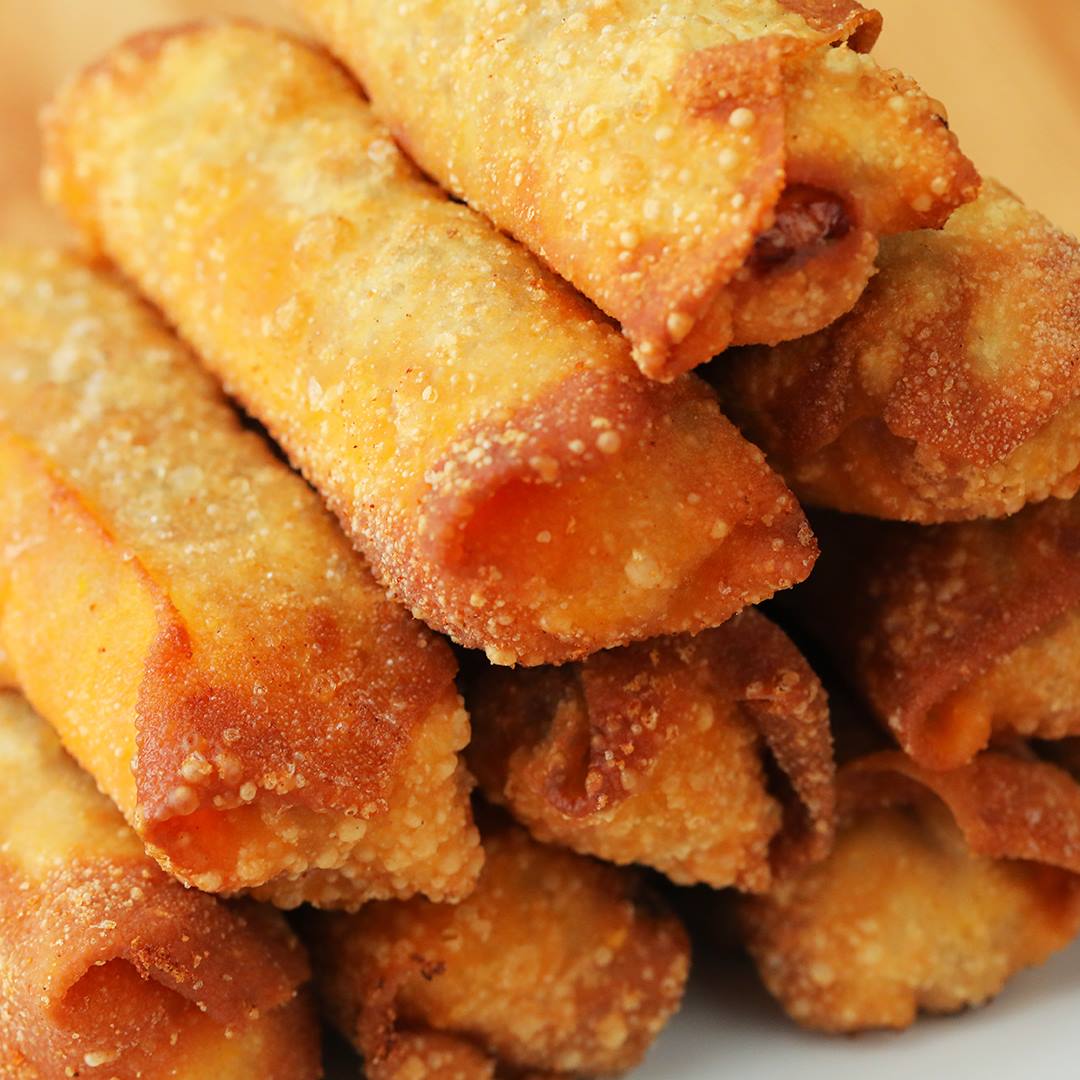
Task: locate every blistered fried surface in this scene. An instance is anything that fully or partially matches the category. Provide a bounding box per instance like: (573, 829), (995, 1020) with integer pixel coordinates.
(719, 181), (1080, 521)
(367, 1031), (497, 1080)
(0, 247), (480, 906)
(294, 0), (975, 379)
(739, 751), (1080, 1032)
(0, 690), (320, 1079)
(793, 505), (1080, 771)
(306, 820), (689, 1078)
(467, 610), (833, 890)
(44, 22), (816, 667)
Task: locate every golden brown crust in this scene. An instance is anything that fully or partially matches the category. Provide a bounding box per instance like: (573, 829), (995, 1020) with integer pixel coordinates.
(790, 505), (1080, 771)
(0, 690), (320, 1079)
(294, 0), (974, 379)
(305, 821), (689, 1077)
(370, 1031), (497, 1080)
(0, 247), (480, 906)
(844, 751), (1080, 869)
(774, 0), (883, 49)
(717, 181), (1080, 521)
(739, 751), (1080, 1032)
(44, 21), (817, 667)
(467, 610), (834, 890)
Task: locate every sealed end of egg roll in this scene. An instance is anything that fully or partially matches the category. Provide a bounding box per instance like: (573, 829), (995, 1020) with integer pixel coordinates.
(739, 750), (1080, 1032)
(716, 181), (1080, 522)
(0, 689), (320, 1079)
(789, 506), (1080, 771)
(294, 0), (978, 379)
(44, 21), (817, 667)
(467, 609), (834, 891)
(304, 817), (690, 1079)
(0, 248), (480, 908)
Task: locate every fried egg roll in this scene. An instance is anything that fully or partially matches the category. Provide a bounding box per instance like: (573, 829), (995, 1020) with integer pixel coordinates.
(305, 817), (689, 1078)
(43, 22), (818, 668)
(0, 689), (320, 1079)
(293, 0), (978, 381)
(739, 751), (1080, 1032)
(791, 506), (1080, 772)
(717, 181), (1080, 521)
(0, 247), (480, 908)
(467, 610), (834, 890)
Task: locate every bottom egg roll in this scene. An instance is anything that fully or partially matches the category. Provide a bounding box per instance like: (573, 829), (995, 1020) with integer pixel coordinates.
(0, 689), (320, 1079)
(305, 817), (689, 1078)
(467, 610), (834, 891)
(790, 504), (1080, 771)
(739, 751), (1080, 1032)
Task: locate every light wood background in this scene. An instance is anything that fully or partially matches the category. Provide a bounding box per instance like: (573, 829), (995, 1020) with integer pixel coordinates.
(1, 0), (1078, 242)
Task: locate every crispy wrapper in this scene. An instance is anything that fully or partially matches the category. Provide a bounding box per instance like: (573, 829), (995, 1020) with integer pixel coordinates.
(792, 506), (1080, 771)
(304, 817), (690, 1078)
(717, 180), (1080, 521)
(467, 609), (834, 891)
(0, 690), (320, 1079)
(0, 247), (481, 908)
(42, 22), (819, 667)
(294, 0), (977, 380)
(739, 750), (1080, 1032)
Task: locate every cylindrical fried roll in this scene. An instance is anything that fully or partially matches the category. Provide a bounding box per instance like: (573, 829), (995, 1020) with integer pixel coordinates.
(292, 0), (977, 380)
(0, 689), (320, 1079)
(305, 817), (690, 1078)
(739, 751), (1080, 1033)
(789, 506), (1080, 772)
(0, 247), (480, 908)
(43, 22), (818, 668)
(467, 609), (834, 890)
(716, 181), (1080, 522)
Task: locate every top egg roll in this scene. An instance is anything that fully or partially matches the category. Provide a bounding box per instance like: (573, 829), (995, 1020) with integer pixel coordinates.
(0, 246), (481, 909)
(293, 0), (978, 381)
(44, 21), (817, 667)
(716, 181), (1080, 522)
(0, 689), (320, 1079)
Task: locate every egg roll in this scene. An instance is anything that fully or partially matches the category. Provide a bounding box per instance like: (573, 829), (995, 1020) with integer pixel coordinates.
(791, 505), (1080, 771)
(43, 22), (818, 668)
(467, 609), (834, 890)
(304, 817), (690, 1078)
(716, 181), (1080, 521)
(0, 689), (320, 1078)
(739, 750), (1080, 1032)
(292, 0), (978, 381)
(0, 247), (480, 908)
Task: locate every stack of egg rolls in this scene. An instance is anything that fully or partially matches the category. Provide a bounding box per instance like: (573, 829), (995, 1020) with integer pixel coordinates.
(2, 0), (1076, 1067)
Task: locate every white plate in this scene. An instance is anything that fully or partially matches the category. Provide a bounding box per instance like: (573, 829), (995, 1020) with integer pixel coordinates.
(637, 938), (1080, 1078)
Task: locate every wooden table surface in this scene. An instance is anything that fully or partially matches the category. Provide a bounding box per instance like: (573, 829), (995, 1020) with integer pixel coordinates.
(2, 0), (1077, 241)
